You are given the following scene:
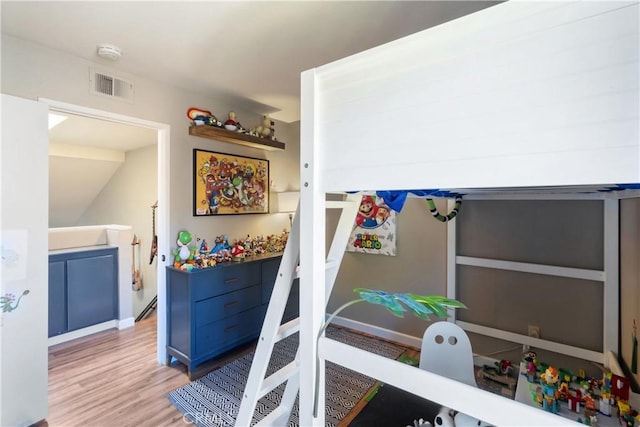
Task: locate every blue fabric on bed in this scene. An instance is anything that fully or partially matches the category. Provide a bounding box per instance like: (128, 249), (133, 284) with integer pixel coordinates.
(376, 190), (462, 212)
(373, 184), (639, 213)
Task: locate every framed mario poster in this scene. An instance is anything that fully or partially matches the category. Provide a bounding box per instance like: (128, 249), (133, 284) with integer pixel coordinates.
(193, 149), (269, 216)
(347, 195), (397, 256)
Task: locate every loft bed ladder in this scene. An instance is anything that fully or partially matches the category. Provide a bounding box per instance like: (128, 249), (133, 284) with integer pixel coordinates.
(235, 195), (361, 426)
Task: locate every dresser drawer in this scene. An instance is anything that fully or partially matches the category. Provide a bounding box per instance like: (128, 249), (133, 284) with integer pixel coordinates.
(283, 281), (300, 323)
(190, 262), (260, 301)
(195, 306), (263, 357)
(195, 285), (260, 327)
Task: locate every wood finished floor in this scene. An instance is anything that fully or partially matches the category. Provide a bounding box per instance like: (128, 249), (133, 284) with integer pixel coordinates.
(43, 314), (246, 427)
(43, 314), (416, 427)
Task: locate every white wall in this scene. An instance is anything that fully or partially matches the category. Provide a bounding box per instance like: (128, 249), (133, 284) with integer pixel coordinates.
(1, 94), (49, 426)
(1, 35), (300, 248)
(77, 145), (158, 317)
(1, 35), (300, 319)
(328, 198), (448, 340)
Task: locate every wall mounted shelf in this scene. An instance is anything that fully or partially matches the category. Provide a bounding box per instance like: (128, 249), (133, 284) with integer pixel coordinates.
(189, 125), (285, 151)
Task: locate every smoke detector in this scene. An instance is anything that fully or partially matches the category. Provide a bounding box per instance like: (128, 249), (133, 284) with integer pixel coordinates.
(97, 44), (122, 61)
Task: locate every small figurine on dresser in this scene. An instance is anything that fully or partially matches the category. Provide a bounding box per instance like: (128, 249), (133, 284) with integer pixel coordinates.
(231, 240), (245, 261)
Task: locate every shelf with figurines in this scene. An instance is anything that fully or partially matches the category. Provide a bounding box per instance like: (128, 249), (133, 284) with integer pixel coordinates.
(187, 107), (285, 151)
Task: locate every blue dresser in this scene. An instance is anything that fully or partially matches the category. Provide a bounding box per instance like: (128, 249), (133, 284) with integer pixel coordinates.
(166, 253), (298, 378)
(48, 246), (119, 337)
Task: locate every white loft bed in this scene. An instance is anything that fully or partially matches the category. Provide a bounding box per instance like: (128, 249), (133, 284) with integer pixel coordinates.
(298, 1), (639, 426)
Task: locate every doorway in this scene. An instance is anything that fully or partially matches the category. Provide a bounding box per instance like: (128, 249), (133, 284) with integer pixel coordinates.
(41, 98), (170, 364)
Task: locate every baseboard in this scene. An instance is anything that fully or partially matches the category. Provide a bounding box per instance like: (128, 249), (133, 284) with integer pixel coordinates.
(118, 317), (135, 329)
(330, 316), (423, 349)
(330, 316), (499, 368)
(48, 320), (117, 346)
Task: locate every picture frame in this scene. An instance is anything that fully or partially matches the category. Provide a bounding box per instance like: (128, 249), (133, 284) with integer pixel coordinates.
(193, 149), (269, 216)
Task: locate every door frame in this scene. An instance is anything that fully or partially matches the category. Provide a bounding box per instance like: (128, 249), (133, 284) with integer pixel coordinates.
(39, 98), (171, 364)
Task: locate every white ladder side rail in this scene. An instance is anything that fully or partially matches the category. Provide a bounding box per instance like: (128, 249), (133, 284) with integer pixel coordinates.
(263, 196), (362, 427)
(309, 194), (362, 426)
(235, 195), (361, 426)
(324, 195), (363, 301)
(235, 207), (301, 427)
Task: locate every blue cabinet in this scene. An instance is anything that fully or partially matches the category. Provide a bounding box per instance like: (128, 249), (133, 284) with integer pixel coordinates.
(48, 247), (119, 337)
(261, 257), (299, 324)
(166, 254), (299, 378)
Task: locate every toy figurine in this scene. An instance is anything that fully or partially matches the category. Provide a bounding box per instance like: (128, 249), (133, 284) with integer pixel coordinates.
(199, 239), (209, 255)
(231, 240), (245, 261)
(187, 107), (221, 127)
(210, 235), (229, 255)
(567, 389), (581, 412)
(525, 357), (537, 383)
(252, 115), (275, 139)
(539, 366), (560, 414)
(599, 392), (612, 416)
(224, 111), (239, 131)
(175, 230), (193, 262)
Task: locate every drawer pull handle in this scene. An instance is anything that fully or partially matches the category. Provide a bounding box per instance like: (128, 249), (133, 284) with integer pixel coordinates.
(224, 277), (240, 284)
(225, 325), (240, 333)
(224, 301), (239, 309)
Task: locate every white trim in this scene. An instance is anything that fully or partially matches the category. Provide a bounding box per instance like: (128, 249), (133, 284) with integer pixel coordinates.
(117, 317), (134, 330)
(446, 199), (457, 320)
(38, 98), (171, 365)
(38, 98), (162, 130)
(47, 320), (117, 347)
(456, 320), (604, 364)
(456, 256), (605, 281)
(460, 191), (632, 201)
(603, 199), (619, 357)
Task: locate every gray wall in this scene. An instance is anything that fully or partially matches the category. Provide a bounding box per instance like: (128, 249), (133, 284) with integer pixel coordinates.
(331, 197), (640, 381)
(328, 197), (449, 338)
(456, 200), (604, 376)
(621, 197), (640, 386)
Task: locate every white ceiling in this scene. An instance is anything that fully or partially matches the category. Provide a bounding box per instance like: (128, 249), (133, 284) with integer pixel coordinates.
(1, 0), (501, 125)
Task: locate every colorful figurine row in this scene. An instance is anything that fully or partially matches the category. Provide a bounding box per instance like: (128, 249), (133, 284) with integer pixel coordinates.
(173, 230), (289, 271)
(187, 107), (276, 140)
(523, 351), (639, 426)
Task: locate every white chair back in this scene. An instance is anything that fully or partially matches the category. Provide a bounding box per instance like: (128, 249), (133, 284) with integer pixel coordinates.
(419, 321), (477, 388)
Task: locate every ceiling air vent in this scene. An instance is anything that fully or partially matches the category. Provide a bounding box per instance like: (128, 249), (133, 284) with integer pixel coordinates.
(89, 67), (134, 103)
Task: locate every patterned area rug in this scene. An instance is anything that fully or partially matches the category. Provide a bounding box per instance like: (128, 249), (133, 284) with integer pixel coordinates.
(168, 326), (406, 427)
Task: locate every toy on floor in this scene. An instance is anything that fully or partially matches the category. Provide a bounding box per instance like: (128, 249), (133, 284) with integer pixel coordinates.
(427, 406), (492, 427)
(406, 418), (432, 427)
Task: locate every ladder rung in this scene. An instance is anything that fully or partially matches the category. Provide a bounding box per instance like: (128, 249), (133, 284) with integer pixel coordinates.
(276, 318), (300, 341)
(258, 361), (299, 398)
(325, 259), (339, 271)
(326, 200), (358, 209)
(294, 260), (339, 279)
(254, 404), (291, 426)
